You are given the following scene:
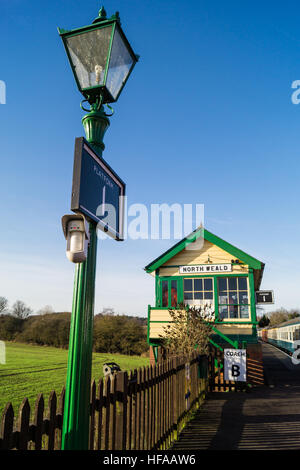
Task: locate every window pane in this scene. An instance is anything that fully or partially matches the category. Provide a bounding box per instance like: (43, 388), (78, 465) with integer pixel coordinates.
(184, 292), (193, 300)
(162, 281), (168, 307)
(238, 277), (248, 291)
(171, 281), (177, 307)
(106, 28), (135, 99)
(204, 292), (213, 300)
(184, 279), (193, 291)
(194, 279), (202, 292)
(66, 26), (113, 90)
(204, 278), (213, 291)
(219, 293), (228, 304)
(218, 278), (227, 291)
(229, 292), (238, 304)
(239, 292), (249, 304)
(219, 306), (228, 320)
(229, 305), (239, 319)
(228, 277), (237, 291)
(194, 292), (203, 300)
(240, 305), (249, 318)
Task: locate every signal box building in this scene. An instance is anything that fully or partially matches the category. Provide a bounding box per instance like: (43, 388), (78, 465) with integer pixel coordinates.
(145, 227), (265, 381)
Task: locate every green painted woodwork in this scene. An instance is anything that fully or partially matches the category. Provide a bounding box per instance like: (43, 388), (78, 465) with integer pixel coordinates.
(248, 270), (257, 339)
(209, 338), (224, 351)
(248, 270), (257, 323)
(145, 227), (264, 273)
(155, 270), (160, 307)
(147, 304), (151, 344)
(213, 276), (219, 321)
(211, 326), (238, 348)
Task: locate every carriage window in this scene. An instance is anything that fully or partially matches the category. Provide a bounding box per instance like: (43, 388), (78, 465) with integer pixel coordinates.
(184, 277), (214, 307)
(218, 276), (250, 320)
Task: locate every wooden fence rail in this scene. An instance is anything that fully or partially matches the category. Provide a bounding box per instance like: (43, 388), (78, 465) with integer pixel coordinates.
(0, 352), (209, 451)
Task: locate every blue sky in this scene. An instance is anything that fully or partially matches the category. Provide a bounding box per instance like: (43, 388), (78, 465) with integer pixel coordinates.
(0, 0), (299, 316)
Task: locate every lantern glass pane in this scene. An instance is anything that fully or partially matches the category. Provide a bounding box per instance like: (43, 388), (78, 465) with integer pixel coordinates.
(106, 28), (134, 99)
(65, 25), (113, 90)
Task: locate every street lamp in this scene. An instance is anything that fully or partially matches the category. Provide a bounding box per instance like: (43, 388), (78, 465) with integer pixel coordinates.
(58, 6), (138, 450)
(59, 6), (139, 154)
(59, 6), (138, 106)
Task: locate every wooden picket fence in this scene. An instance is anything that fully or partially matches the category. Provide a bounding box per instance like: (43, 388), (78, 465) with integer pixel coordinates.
(0, 352), (209, 450)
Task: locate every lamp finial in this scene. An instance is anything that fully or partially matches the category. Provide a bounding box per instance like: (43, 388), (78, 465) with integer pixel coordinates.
(93, 6), (107, 23)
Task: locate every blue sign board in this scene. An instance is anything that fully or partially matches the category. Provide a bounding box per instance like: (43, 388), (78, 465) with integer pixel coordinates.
(71, 137), (125, 240)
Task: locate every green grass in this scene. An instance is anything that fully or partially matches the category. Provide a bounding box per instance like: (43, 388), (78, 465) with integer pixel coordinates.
(0, 342), (149, 418)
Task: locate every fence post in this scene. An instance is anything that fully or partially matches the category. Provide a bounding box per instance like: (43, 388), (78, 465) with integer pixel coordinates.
(48, 391), (57, 450)
(132, 369), (138, 450)
(144, 367), (150, 450)
(18, 398), (30, 450)
(0, 403), (14, 450)
(89, 380), (96, 450)
(33, 394), (44, 450)
(96, 378), (104, 450)
(115, 371), (128, 450)
(103, 376), (111, 450)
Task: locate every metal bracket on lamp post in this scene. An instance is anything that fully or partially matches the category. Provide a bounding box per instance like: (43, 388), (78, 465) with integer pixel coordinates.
(81, 96), (113, 156)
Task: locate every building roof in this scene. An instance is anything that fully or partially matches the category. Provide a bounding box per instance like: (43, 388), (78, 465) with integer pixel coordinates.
(268, 317), (300, 329)
(144, 226), (265, 275)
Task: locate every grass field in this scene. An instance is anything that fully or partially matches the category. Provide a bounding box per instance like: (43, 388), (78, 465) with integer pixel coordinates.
(0, 342), (149, 418)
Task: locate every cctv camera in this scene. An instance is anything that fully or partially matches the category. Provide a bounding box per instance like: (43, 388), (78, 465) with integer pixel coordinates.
(62, 214), (90, 263)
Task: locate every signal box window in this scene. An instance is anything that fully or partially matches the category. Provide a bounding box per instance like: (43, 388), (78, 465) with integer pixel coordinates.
(183, 278), (214, 307)
(218, 276), (249, 320)
(162, 280), (178, 308)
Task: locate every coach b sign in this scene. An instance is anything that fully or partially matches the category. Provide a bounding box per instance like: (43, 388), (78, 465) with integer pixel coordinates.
(224, 349), (247, 382)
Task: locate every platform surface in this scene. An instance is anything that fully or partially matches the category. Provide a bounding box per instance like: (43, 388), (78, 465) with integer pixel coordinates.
(172, 342), (300, 450)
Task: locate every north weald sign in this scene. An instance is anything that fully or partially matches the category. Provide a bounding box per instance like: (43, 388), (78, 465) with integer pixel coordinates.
(71, 137), (125, 240)
(179, 263), (232, 274)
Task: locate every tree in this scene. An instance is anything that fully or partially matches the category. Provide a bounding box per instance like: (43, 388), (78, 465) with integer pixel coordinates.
(37, 305), (54, 315)
(11, 300), (32, 319)
(0, 297), (8, 314)
(99, 307), (115, 316)
(258, 314), (270, 328)
(93, 314), (148, 355)
(287, 309), (300, 320)
(159, 303), (214, 357)
(268, 309), (289, 326)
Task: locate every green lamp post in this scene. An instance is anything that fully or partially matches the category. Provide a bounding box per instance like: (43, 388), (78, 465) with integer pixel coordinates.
(58, 6), (138, 450)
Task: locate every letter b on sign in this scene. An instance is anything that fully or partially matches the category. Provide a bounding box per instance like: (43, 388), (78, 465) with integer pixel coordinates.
(231, 364), (240, 377)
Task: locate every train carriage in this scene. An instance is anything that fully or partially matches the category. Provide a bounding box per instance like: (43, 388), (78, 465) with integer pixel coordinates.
(259, 318), (300, 354)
